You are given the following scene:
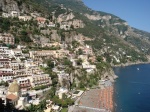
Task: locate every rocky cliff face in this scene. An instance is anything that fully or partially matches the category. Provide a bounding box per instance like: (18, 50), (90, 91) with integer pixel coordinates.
(0, 0), (30, 13)
(57, 12), (75, 23)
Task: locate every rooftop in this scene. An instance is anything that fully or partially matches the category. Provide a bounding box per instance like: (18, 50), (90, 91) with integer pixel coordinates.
(6, 94), (18, 100)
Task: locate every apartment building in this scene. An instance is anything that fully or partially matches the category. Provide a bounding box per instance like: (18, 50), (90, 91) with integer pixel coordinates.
(0, 59), (11, 68)
(19, 16), (32, 21)
(17, 78), (31, 93)
(29, 49), (69, 61)
(28, 74), (51, 88)
(0, 46), (10, 58)
(0, 68), (14, 82)
(0, 34), (14, 45)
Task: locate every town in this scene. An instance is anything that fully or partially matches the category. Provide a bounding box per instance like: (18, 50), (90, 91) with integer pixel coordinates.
(0, 9), (117, 112)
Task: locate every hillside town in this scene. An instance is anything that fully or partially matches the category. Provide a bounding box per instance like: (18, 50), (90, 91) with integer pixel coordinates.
(0, 9), (118, 112)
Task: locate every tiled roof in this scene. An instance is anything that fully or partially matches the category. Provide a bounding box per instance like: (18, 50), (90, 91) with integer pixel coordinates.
(6, 94), (18, 100)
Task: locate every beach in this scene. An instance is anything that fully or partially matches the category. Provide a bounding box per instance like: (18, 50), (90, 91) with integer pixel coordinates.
(76, 84), (114, 112)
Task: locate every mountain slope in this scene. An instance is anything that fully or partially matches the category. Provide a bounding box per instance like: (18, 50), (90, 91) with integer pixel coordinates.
(0, 0), (150, 64)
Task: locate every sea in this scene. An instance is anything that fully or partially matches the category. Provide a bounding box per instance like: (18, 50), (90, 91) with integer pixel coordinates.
(113, 64), (150, 112)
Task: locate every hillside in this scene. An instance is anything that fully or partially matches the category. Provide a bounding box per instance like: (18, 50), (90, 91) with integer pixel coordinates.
(0, 0), (150, 111)
(0, 0), (150, 65)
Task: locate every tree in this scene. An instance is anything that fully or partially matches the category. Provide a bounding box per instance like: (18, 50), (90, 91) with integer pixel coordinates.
(47, 59), (55, 69)
(63, 58), (72, 66)
(96, 56), (103, 62)
(77, 48), (83, 55)
(76, 58), (82, 65)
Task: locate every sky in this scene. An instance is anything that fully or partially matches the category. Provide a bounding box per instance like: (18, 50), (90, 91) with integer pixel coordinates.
(82, 0), (150, 32)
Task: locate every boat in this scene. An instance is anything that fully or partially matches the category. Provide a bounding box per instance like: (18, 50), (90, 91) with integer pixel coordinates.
(137, 68), (139, 70)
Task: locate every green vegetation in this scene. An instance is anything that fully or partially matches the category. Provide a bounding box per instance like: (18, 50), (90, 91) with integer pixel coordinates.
(61, 108), (68, 112)
(51, 95), (74, 108)
(26, 100), (47, 112)
(33, 85), (48, 90)
(62, 58), (72, 66)
(0, 81), (9, 87)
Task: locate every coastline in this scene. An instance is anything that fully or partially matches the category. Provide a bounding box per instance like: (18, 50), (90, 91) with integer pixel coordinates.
(111, 61), (150, 67)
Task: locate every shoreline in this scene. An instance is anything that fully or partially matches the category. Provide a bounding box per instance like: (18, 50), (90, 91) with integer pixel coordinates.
(111, 61), (150, 67)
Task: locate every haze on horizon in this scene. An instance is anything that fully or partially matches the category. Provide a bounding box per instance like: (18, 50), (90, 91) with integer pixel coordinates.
(82, 0), (150, 33)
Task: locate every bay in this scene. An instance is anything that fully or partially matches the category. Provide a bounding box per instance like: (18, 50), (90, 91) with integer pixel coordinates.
(113, 64), (150, 112)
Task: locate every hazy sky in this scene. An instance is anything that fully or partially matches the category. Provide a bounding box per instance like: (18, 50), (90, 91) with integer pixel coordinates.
(82, 0), (150, 32)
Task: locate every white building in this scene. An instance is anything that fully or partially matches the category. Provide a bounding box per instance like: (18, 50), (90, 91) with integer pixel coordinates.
(0, 46), (11, 58)
(10, 11), (20, 17)
(19, 16), (32, 21)
(28, 74), (51, 88)
(2, 12), (11, 18)
(0, 68), (13, 82)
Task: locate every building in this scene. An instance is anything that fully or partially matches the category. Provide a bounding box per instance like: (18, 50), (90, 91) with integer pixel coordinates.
(0, 46), (10, 58)
(0, 59), (11, 68)
(0, 68), (13, 82)
(29, 49), (69, 61)
(19, 16), (32, 21)
(82, 61), (96, 73)
(41, 42), (61, 48)
(17, 78), (31, 93)
(2, 12), (11, 18)
(0, 34), (14, 45)
(6, 80), (20, 106)
(36, 17), (47, 24)
(10, 49), (25, 62)
(28, 74), (51, 88)
(10, 11), (19, 17)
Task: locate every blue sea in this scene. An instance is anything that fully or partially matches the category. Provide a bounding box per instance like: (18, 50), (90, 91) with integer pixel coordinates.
(113, 64), (150, 112)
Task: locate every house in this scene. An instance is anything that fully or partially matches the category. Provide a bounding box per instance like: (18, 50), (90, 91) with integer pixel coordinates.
(0, 33), (15, 45)
(52, 105), (61, 112)
(78, 55), (88, 62)
(47, 22), (55, 27)
(2, 12), (11, 18)
(83, 45), (93, 55)
(56, 87), (68, 99)
(60, 24), (70, 30)
(19, 16), (32, 21)
(82, 61), (96, 73)
(41, 42), (61, 48)
(82, 61), (96, 69)
(10, 11), (19, 17)
(36, 17), (47, 24)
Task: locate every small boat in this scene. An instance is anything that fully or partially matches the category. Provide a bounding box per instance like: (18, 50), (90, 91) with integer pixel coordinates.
(137, 68), (139, 70)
